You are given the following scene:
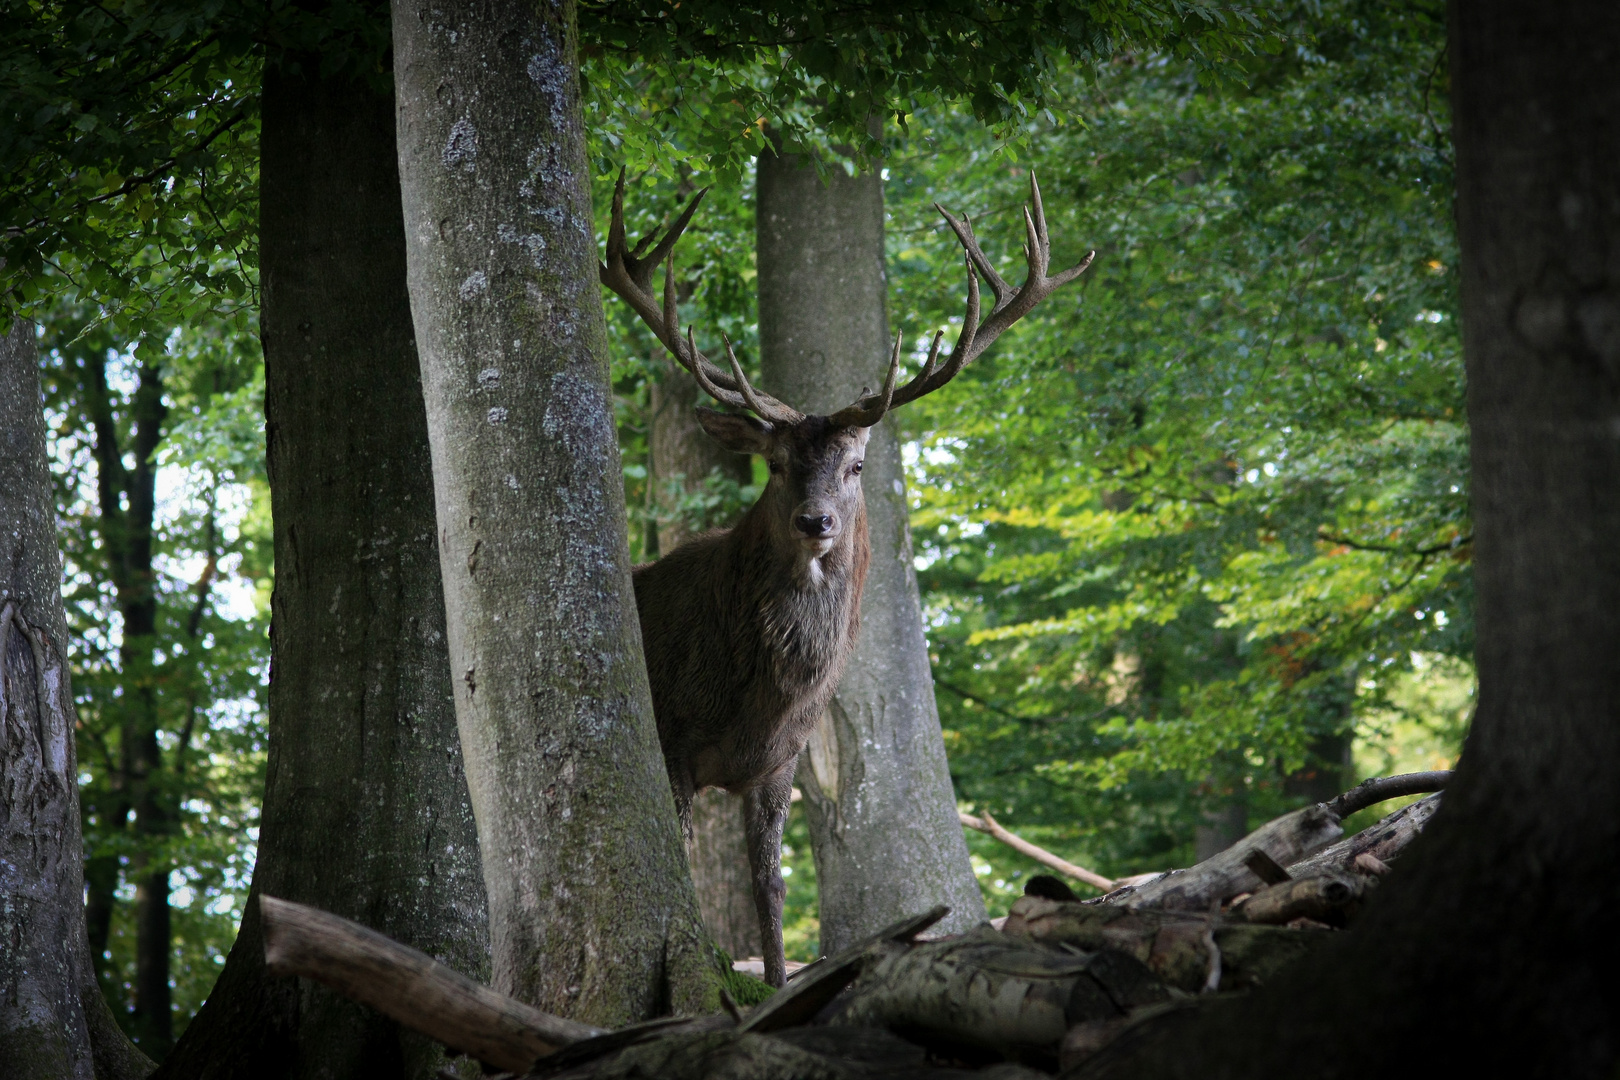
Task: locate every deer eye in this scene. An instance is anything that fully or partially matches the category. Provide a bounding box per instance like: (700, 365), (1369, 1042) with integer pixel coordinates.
(851, 461), (863, 476)
(768, 459), (785, 474)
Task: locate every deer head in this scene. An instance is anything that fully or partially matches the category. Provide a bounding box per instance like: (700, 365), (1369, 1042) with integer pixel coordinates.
(599, 169), (1093, 564)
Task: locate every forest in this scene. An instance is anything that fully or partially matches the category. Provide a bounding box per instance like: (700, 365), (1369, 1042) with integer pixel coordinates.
(0, 0), (1614, 1077)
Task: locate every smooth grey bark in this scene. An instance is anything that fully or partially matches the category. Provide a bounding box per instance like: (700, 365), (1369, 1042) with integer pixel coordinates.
(648, 368), (760, 960)
(1076, 3), (1620, 1074)
(392, 0), (714, 1023)
(154, 61), (488, 1080)
(0, 319), (152, 1080)
(755, 150), (985, 953)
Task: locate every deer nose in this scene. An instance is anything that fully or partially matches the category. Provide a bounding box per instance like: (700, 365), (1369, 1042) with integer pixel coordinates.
(795, 513), (834, 537)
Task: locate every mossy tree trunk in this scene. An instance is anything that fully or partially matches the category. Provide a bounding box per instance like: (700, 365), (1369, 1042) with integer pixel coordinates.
(391, 0), (715, 1023)
(754, 149), (985, 953)
(153, 53), (489, 1080)
(0, 318), (152, 1080)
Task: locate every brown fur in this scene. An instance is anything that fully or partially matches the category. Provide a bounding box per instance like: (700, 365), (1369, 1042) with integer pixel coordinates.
(632, 412), (871, 986)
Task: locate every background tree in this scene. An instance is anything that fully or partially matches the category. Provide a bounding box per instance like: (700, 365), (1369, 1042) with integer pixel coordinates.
(0, 317), (150, 1080)
(1071, 0), (1620, 1070)
(755, 149), (987, 949)
(39, 296), (269, 1057)
(881, 1), (1466, 895)
(152, 40), (492, 1080)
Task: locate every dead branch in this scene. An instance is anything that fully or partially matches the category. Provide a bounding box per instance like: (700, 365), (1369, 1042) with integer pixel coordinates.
(1325, 770), (1450, 818)
(960, 810), (1116, 891)
(259, 895), (603, 1072)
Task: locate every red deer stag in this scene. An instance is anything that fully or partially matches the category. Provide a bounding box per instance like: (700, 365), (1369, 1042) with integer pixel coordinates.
(600, 171), (1092, 987)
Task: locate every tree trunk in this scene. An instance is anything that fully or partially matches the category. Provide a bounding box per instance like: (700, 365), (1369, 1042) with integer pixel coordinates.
(0, 318), (152, 1080)
(124, 362), (172, 1058)
(1192, 801), (1246, 863)
(754, 149), (985, 953)
(153, 56), (489, 1080)
(1193, 755), (1247, 862)
(79, 347), (175, 1052)
(648, 368), (760, 960)
(1073, 4), (1620, 1074)
(391, 0), (714, 1022)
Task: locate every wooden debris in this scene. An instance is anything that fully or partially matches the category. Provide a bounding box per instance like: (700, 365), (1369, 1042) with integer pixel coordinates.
(1233, 872), (1365, 926)
(259, 895), (604, 1073)
(1241, 849), (1292, 886)
(1354, 852), (1392, 876)
(255, 785), (1447, 1079)
(1288, 793), (1440, 878)
(827, 926), (1168, 1069)
(1108, 805), (1342, 912)
(1000, 895), (1328, 994)
(739, 906), (949, 1034)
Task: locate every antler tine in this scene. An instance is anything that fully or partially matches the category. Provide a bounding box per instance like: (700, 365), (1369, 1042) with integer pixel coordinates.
(638, 187), (709, 285)
(883, 181), (1092, 411)
(670, 321), (801, 422)
(918, 329), (946, 382)
(884, 252), (980, 410)
(721, 333), (789, 421)
(1023, 205), (1044, 272)
(662, 255), (680, 347)
(679, 326), (749, 410)
(1029, 169), (1050, 252)
(600, 169), (709, 323)
(602, 174), (804, 422)
(826, 332), (904, 428)
(935, 204), (1014, 313)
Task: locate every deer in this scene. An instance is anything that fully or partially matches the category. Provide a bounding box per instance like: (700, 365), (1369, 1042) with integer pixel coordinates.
(599, 169), (1093, 987)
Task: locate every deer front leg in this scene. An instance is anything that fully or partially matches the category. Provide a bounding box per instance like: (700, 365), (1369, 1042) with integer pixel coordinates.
(743, 765), (795, 988)
(667, 760), (696, 845)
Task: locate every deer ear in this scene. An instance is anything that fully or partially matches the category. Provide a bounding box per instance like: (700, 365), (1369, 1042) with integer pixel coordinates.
(696, 407), (775, 454)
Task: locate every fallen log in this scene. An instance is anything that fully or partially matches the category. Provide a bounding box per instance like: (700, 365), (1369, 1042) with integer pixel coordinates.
(1232, 872), (1366, 926)
(1287, 792), (1441, 877)
(259, 895), (604, 1072)
(1101, 805), (1343, 912)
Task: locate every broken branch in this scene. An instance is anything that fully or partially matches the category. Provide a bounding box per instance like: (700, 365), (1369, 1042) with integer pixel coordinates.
(1324, 770), (1451, 818)
(259, 895), (603, 1072)
(960, 810), (1116, 892)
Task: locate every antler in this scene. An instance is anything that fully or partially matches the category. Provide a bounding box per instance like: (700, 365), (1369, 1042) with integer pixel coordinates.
(830, 170), (1095, 424)
(599, 170), (803, 424)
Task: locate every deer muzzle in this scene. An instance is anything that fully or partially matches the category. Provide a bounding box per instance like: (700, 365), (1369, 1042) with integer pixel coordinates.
(793, 509), (839, 552)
